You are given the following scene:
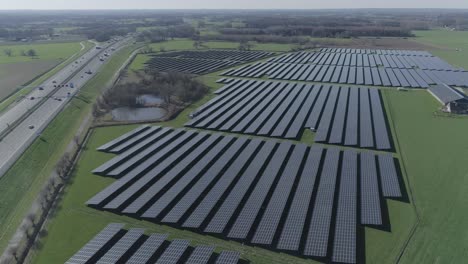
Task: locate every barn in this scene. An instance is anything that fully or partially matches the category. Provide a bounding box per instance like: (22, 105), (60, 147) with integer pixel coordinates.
(428, 84), (468, 114)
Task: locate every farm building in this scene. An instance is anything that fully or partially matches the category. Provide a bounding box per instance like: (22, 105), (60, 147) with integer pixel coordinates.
(428, 84), (468, 114)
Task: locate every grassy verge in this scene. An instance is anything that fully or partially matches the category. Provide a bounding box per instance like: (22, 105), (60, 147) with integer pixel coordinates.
(0, 41), (95, 113)
(0, 44), (138, 255)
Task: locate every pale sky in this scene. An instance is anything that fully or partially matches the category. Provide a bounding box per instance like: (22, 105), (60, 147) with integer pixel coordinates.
(0, 0), (468, 10)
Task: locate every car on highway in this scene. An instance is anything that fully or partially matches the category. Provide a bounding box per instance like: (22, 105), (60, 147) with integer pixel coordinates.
(28, 125), (34, 129)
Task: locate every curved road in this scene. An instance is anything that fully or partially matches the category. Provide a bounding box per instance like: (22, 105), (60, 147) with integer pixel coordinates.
(0, 37), (133, 177)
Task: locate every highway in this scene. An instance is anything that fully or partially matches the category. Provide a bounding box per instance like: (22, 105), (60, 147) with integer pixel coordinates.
(0, 37), (133, 177)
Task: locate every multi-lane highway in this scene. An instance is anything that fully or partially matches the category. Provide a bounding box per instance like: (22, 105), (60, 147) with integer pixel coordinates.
(0, 37), (133, 177)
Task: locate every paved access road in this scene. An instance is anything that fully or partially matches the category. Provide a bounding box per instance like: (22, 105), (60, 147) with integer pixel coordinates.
(0, 37), (133, 177)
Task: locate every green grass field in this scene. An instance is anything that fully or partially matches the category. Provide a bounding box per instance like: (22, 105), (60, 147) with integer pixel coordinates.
(0, 42), (83, 64)
(413, 30), (468, 68)
(0, 44), (140, 256)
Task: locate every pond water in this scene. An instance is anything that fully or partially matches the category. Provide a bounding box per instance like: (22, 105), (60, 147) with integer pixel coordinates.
(112, 107), (167, 122)
(137, 94), (164, 105)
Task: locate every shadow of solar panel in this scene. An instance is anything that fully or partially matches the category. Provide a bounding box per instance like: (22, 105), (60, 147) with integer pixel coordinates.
(215, 251), (241, 264)
(360, 152), (382, 225)
(155, 239), (190, 264)
(96, 228), (144, 264)
(304, 147), (340, 257)
(126, 234), (168, 264)
(332, 150), (357, 264)
(65, 223), (125, 264)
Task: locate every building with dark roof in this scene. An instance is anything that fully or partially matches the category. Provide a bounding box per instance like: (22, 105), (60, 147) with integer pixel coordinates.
(428, 84), (468, 114)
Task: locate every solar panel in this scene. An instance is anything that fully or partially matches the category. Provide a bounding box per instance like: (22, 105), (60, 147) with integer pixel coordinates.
(277, 145), (323, 251)
(306, 85), (331, 130)
(360, 152), (382, 225)
(155, 239), (190, 264)
(92, 127), (173, 175)
(96, 228), (144, 264)
(66, 223), (125, 264)
(126, 234), (168, 264)
(162, 138), (249, 223)
(257, 84), (302, 136)
(270, 85), (310, 137)
(344, 88), (359, 146)
(314, 86), (340, 142)
(103, 133), (210, 210)
(215, 251), (241, 264)
(359, 88), (374, 148)
(284, 85), (319, 139)
(328, 87), (349, 144)
(185, 246), (215, 264)
(107, 129), (193, 177)
(109, 126), (160, 154)
(369, 89), (391, 150)
(142, 136), (235, 219)
(122, 134), (223, 214)
(378, 154), (402, 198)
(332, 150), (357, 264)
(304, 147), (340, 257)
(183, 139), (263, 228)
(251, 144), (307, 245)
(97, 125), (151, 152)
(204, 141), (277, 233)
(228, 142), (293, 239)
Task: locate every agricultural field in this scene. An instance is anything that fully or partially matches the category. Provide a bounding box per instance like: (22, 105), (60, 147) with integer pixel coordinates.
(0, 41), (87, 102)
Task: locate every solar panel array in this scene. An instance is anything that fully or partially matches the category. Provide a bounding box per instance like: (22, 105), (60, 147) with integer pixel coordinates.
(145, 49), (274, 74)
(66, 223), (242, 264)
(152, 50), (275, 61)
(185, 79), (391, 150)
(268, 50), (455, 71)
(222, 49), (468, 88)
(87, 126), (404, 263)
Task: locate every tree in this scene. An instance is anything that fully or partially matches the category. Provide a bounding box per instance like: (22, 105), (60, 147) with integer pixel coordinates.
(27, 49), (37, 59)
(3, 48), (13, 57)
(55, 153), (72, 179)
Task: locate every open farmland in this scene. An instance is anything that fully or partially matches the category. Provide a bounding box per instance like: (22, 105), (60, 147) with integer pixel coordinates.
(0, 60), (59, 101)
(0, 42), (83, 64)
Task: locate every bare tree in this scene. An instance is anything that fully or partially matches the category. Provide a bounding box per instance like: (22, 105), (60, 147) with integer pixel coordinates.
(73, 135), (81, 148)
(3, 48), (13, 57)
(4, 245), (19, 262)
(26, 49), (37, 59)
(55, 153), (72, 179)
(25, 212), (37, 228)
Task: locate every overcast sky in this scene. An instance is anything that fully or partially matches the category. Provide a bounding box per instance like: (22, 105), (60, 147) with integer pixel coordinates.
(1, 0), (468, 10)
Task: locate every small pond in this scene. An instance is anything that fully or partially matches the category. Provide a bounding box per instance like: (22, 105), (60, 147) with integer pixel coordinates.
(112, 107), (167, 122)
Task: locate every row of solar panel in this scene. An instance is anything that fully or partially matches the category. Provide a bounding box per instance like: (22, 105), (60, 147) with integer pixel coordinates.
(66, 223), (241, 264)
(267, 51), (456, 71)
(319, 48), (433, 57)
(222, 62), (468, 88)
(151, 50), (275, 62)
(88, 127), (403, 263)
(186, 79), (391, 150)
(145, 57), (240, 74)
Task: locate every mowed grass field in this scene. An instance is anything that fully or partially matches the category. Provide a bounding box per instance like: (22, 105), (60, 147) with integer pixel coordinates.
(0, 44), (140, 256)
